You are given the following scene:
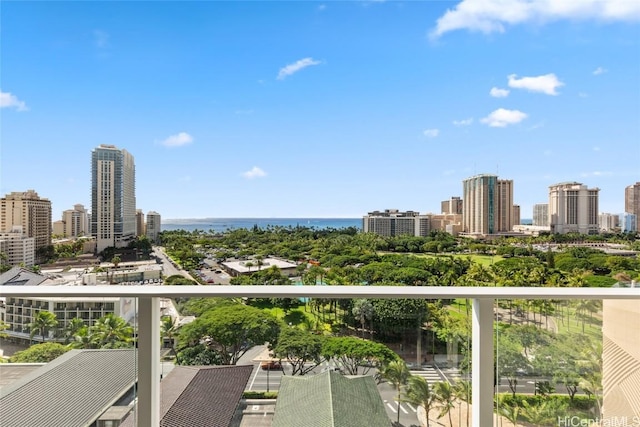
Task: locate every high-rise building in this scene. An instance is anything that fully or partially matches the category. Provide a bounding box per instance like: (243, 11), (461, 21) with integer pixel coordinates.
(532, 203), (549, 227)
(620, 212), (637, 233)
(548, 182), (599, 235)
(61, 204), (89, 238)
(624, 182), (640, 232)
(146, 211), (161, 243)
(512, 205), (520, 226)
(441, 197), (463, 215)
(0, 190), (52, 263)
(462, 174), (515, 235)
(91, 145), (136, 253)
(599, 213), (619, 232)
(136, 209), (145, 237)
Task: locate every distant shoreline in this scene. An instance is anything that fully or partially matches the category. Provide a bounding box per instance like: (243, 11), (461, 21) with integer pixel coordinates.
(163, 217), (360, 224)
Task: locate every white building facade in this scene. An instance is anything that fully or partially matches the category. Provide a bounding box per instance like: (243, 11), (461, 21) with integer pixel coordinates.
(91, 145), (137, 253)
(0, 227), (35, 267)
(532, 203), (549, 227)
(549, 182), (599, 235)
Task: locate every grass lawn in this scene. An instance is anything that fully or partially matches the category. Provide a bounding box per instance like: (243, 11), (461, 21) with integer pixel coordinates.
(413, 253), (504, 266)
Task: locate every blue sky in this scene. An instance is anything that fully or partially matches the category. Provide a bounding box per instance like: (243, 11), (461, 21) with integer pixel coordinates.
(2, 1), (639, 220)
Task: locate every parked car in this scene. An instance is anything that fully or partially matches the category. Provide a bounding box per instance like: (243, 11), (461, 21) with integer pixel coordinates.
(260, 361), (282, 370)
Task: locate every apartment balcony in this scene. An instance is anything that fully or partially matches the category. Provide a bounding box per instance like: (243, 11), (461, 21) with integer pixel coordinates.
(0, 285), (637, 427)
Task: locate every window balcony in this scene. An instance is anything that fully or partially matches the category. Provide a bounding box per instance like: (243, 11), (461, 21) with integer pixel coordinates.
(0, 285), (637, 427)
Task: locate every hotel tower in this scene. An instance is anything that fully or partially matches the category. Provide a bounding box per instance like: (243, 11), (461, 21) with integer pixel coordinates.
(462, 174), (515, 235)
(91, 145), (136, 253)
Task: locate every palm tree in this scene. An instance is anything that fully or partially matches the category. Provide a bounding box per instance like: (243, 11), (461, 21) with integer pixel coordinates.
(69, 326), (94, 349)
(28, 311), (58, 343)
(89, 314), (134, 348)
(403, 376), (436, 427)
(432, 381), (456, 427)
(352, 299), (374, 338)
(382, 360), (410, 424)
(161, 315), (177, 354)
(453, 380), (471, 427)
(499, 403), (520, 426)
(63, 318), (86, 344)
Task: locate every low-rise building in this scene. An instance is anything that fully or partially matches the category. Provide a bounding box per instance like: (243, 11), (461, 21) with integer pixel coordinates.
(222, 257), (298, 277)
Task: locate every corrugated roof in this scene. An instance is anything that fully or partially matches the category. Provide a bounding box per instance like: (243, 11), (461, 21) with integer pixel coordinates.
(0, 349), (136, 427)
(120, 364), (253, 427)
(272, 371), (391, 427)
(0, 266), (47, 287)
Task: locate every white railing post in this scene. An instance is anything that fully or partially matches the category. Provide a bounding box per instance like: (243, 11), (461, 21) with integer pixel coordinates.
(472, 298), (494, 427)
(137, 297), (160, 427)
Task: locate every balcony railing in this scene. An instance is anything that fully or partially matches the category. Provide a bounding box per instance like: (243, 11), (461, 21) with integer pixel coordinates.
(0, 285), (637, 427)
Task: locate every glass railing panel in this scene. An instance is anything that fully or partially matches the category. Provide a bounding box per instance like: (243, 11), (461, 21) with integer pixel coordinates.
(0, 296), (139, 427)
(494, 297), (639, 427)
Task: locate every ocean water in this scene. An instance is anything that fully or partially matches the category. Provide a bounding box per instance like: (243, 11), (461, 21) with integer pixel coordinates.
(161, 218), (362, 233)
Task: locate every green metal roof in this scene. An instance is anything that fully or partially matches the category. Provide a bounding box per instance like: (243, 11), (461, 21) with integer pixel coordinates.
(272, 371), (390, 427)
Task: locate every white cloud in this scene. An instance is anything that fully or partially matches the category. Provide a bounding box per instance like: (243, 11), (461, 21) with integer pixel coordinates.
(480, 108), (528, 127)
(277, 57), (321, 80)
(93, 29), (110, 48)
(580, 170), (613, 177)
(160, 132), (193, 147)
(507, 73), (564, 95)
(430, 0), (640, 38)
(453, 118), (474, 126)
(578, 92), (589, 98)
(593, 66), (608, 75)
(0, 91), (28, 111)
(527, 121), (545, 131)
(489, 87), (510, 98)
(423, 128), (440, 138)
(242, 166), (267, 179)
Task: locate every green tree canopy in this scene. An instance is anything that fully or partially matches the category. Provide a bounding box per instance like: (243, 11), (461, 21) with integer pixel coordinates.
(177, 303), (280, 365)
(321, 336), (399, 375)
(273, 327), (324, 376)
(9, 342), (70, 363)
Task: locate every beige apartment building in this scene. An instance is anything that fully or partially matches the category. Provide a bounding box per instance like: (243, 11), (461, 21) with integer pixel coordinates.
(55, 203), (90, 238)
(549, 182), (599, 234)
(625, 182), (640, 232)
(441, 196), (463, 215)
(145, 211), (161, 243)
(533, 203), (549, 227)
(599, 212), (619, 232)
(462, 174), (516, 235)
(0, 190), (52, 263)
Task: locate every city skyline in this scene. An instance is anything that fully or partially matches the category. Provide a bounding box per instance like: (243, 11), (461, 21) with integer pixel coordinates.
(2, 1), (639, 219)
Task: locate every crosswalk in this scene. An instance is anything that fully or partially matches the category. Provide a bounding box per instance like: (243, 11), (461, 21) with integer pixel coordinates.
(410, 365), (443, 386)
